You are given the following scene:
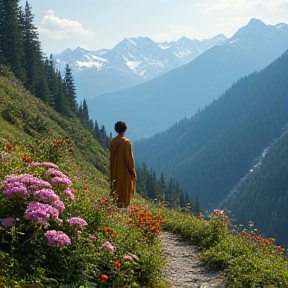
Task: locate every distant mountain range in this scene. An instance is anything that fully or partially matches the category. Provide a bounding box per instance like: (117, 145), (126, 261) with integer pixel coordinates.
(86, 18), (288, 141)
(53, 34), (227, 101)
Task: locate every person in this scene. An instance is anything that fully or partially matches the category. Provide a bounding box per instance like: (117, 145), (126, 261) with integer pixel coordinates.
(109, 121), (136, 208)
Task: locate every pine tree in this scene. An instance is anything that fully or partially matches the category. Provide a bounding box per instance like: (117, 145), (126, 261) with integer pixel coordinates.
(82, 99), (89, 127)
(21, 1), (52, 104)
(63, 64), (78, 114)
(54, 71), (70, 116)
(0, 0), (26, 82)
(44, 55), (58, 108)
(93, 120), (101, 141)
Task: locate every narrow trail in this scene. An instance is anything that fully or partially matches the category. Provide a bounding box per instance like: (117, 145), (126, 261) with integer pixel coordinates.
(160, 232), (227, 288)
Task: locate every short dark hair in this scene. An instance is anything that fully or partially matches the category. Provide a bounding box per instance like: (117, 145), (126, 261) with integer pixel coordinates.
(114, 121), (127, 134)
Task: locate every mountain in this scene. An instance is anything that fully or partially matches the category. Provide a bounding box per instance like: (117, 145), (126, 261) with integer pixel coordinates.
(86, 19), (288, 141)
(133, 50), (288, 210)
(53, 35), (227, 101)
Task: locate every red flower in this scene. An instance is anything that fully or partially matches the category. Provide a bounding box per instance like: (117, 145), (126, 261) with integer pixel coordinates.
(99, 274), (108, 283)
(113, 261), (121, 268)
(22, 154), (31, 163)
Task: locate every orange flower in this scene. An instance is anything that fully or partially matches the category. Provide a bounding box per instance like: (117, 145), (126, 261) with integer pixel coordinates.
(155, 215), (163, 221)
(99, 274), (108, 283)
(103, 226), (109, 232)
(198, 213), (203, 220)
(5, 142), (15, 150)
(22, 154), (31, 163)
(113, 261), (121, 268)
(110, 233), (116, 238)
(54, 140), (62, 145)
(146, 212), (152, 218)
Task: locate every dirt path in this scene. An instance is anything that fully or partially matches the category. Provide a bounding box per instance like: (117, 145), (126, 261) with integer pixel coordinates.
(160, 232), (227, 288)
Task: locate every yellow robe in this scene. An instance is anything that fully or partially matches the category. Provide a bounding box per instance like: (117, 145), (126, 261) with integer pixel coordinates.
(109, 134), (136, 207)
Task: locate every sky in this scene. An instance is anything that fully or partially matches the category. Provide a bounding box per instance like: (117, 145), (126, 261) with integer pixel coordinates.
(19, 0), (288, 56)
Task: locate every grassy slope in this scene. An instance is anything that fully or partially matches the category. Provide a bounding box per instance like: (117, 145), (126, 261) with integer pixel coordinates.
(0, 66), (108, 180)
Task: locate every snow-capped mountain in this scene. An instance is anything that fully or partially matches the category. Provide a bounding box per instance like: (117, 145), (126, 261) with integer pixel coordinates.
(85, 18), (288, 141)
(53, 34), (227, 100)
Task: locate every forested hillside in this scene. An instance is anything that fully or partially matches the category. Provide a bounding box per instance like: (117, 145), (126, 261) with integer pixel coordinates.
(221, 128), (288, 246)
(134, 51), (288, 212)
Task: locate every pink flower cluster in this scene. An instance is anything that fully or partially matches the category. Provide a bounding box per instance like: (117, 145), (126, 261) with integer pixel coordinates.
(46, 168), (67, 178)
(123, 253), (139, 262)
(52, 199), (65, 212)
(1, 217), (15, 228)
(52, 176), (72, 187)
(45, 230), (71, 246)
(34, 188), (59, 203)
(3, 174), (52, 197)
(28, 162), (59, 169)
(89, 234), (97, 240)
(67, 217), (88, 228)
(101, 241), (115, 253)
(25, 201), (62, 224)
(64, 188), (74, 200)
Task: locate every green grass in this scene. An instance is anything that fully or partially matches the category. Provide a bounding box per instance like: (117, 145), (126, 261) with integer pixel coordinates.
(149, 204), (288, 288)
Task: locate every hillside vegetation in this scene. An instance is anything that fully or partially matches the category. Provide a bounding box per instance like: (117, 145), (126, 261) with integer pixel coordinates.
(0, 66), (166, 287)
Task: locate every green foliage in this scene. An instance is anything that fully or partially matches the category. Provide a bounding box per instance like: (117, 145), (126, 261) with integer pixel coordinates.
(0, 65), (164, 287)
(153, 204), (288, 287)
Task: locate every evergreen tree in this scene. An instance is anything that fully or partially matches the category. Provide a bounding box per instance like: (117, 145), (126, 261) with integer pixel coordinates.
(21, 1), (52, 104)
(87, 119), (94, 134)
(0, 0), (26, 82)
(63, 64), (78, 114)
(44, 54), (58, 108)
(82, 99), (89, 127)
(54, 71), (70, 116)
(93, 120), (101, 141)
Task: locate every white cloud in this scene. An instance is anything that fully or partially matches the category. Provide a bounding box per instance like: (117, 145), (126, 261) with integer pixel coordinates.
(190, 0), (288, 19)
(38, 10), (94, 40)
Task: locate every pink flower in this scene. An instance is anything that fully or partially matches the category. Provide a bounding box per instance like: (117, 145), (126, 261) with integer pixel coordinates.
(52, 176), (72, 187)
(45, 230), (71, 246)
(34, 189), (60, 203)
(64, 188), (75, 200)
(1, 217), (15, 228)
(25, 202), (62, 224)
(46, 168), (68, 178)
(67, 217), (87, 228)
(123, 253), (139, 262)
(89, 234), (97, 240)
(28, 162), (59, 169)
(101, 241), (115, 253)
(123, 255), (133, 262)
(52, 199), (65, 212)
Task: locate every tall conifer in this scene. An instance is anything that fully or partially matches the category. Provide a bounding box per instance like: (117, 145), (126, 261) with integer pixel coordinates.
(63, 64), (78, 114)
(0, 0), (26, 81)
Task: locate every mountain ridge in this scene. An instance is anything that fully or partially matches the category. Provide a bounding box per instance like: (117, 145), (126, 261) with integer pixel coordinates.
(87, 18), (288, 140)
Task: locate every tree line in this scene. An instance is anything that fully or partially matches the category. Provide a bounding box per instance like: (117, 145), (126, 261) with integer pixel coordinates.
(136, 162), (201, 214)
(0, 0), (110, 148)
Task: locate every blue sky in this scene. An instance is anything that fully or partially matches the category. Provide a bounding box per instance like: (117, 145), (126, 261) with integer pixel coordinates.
(19, 0), (288, 56)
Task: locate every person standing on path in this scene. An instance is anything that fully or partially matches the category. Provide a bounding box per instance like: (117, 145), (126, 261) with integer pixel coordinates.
(109, 121), (136, 208)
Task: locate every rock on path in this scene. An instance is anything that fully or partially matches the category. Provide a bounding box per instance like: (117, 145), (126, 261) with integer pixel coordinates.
(160, 232), (227, 288)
